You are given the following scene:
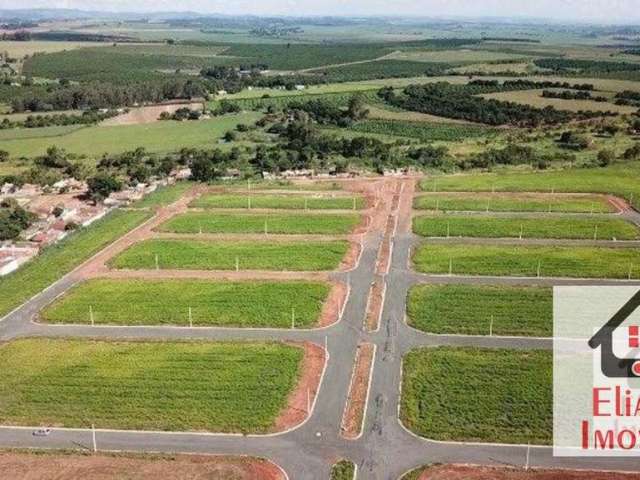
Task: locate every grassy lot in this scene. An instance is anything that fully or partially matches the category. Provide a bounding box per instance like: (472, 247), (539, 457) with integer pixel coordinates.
(349, 119), (493, 142)
(407, 284), (552, 336)
(0, 338), (302, 433)
(0, 113), (261, 157)
(0, 125), (86, 140)
(421, 164), (640, 210)
(401, 347), (552, 444)
(191, 194), (364, 210)
(110, 239), (349, 271)
(0, 209), (151, 318)
(0, 40), (109, 57)
(412, 215), (638, 240)
(413, 243), (640, 278)
(387, 49), (531, 63)
(413, 192), (615, 213)
(331, 460), (356, 480)
(41, 278), (330, 328)
(131, 182), (193, 209)
(158, 212), (360, 235)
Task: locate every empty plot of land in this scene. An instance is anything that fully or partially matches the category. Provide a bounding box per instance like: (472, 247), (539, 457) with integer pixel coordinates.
(413, 243), (640, 278)
(40, 278), (331, 328)
(388, 49), (531, 63)
(0, 339), (302, 433)
(0, 451), (285, 480)
(110, 239), (350, 271)
(401, 347), (551, 444)
(413, 192), (615, 213)
(0, 40), (110, 57)
(402, 465), (640, 480)
(132, 182), (194, 209)
(158, 211), (361, 235)
(407, 284), (552, 337)
(191, 194), (364, 210)
(412, 215), (638, 240)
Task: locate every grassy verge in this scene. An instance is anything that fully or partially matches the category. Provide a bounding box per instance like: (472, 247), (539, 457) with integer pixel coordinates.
(331, 460), (356, 480)
(131, 182), (193, 209)
(0, 209), (152, 318)
(191, 194), (364, 210)
(413, 192), (614, 213)
(158, 212), (360, 235)
(0, 338), (302, 433)
(407, 284), (552, 336)
(401, 347), (552, 444)
(110, 239), (350, 271)
(420, 164), (640, 210)
(41, 279), (330, 328)
(412, 215), (638, 240)
(413, 243), (640, 278)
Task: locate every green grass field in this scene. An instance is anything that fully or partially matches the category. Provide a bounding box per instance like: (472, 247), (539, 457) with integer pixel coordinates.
(0, 113), (261, 157)
(331, 460), (356, 480)
(132, 182), (193, 209)
(421, 164), (640, 210)
(0, 209), (151, 318)
(158, 211), (360, 235)
(41, 278), (330, 328)
(401, 347), (552, 444)
(407, 284), (552, 336)
(412, 215), (638, 240)
(110, 239), (350, 271)
(0, 338), (302, 433)
(413, 243), (640, 278)
(191, 194), (364, 210)
(413, 192), (615, 213)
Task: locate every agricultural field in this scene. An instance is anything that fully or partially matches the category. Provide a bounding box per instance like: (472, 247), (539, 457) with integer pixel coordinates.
(317, 60), (452, 82)
(158, 211), (361, 235)
(41, 278), (330, 328)
(110, 239), (350, 271)
(191, 193), (364, 210)
(0, 40), (109, 58)
(387, 49), (532, 63)
(400, 347), (552, 443)
(480, 89), (636, 114)
(0, 209), (151, 317)
(0, 112), (262, 158)
(413, 192), (615, 213)
(413, 243), (640, 279)
(349, 119), (494, 142)
(422, 164), (640, 210)
(407, 284), (552, 336)
(412, 214), (638, 240)
(0, 125), (85, 141)
(0, 338), (302, 433)
(131, 182), (194, 209)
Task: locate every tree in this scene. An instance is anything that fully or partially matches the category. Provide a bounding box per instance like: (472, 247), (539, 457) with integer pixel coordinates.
(87, 174), (122, 202)
(347, 95), (369, 121)
(597, 149), (616, 167)
(0, 150), (8, 163)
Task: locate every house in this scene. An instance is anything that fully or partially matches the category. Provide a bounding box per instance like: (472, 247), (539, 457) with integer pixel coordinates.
(589, 290), (640, 378)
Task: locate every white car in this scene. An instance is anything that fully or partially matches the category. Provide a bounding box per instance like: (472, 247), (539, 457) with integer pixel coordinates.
(32, 428), (52, 437)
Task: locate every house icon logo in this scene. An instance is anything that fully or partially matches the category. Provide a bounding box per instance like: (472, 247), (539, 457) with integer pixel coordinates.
(588, 290), (640, 378)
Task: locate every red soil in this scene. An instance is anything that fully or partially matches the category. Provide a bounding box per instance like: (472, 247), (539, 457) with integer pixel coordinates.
(365, 276), (385, 332)
(340, 342), (375, 439)
(416, 464), (640, 480)
(319, 281), (348, 328)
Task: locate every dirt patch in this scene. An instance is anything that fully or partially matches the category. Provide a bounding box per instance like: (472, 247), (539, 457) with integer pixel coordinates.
(273, 341), (326, 432)
(319, 281), (348, 328)
(341, 343), (375, 439)
(415, 464), (640, 480)
(0, 451), (284, 480)
(365, 276), (385, 332)
(608, 195), (632, 213)
(101, 102), (204, 126)
(340, 239), (362, 271)
(376, 237), (392, 275)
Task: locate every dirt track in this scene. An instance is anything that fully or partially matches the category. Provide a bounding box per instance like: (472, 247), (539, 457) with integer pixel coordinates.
(0, 451), (284, 480)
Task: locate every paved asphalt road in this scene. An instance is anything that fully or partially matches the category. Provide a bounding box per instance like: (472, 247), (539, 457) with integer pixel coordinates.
(1, 179), (640, 479)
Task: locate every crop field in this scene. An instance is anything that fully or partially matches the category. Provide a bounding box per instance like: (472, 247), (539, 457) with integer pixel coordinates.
(317, 60), (452, 82)
(209, 90), (379, 112)
(158, 211), (361, 235)
(422, 165), (640, 210)
(480, 89), (636, 114)
(413, 192), (615, 213)
(407, 284), (552, 336)
(41, 278), (330, 328)
(401, 347), (552, 444)
(349, 120), (493, 142)
(0, 40), (109, 58)
(0, 209), (151, 318)
(387, 49), (532, 63)
(0, 338), (302, 433)
(413, 243), (640, 278)
(412, 214), (638, 240)
(191, 193), (364, 210)
(0, 112), (262, 158)
(110, 239), (350, 271)
(365, 104), (470, 124)
(132, 182), (194, 209)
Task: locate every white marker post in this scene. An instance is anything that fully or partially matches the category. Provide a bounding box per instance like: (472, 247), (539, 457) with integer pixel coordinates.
(486, 199), (490, 213)
(235, 256), (239, 272)
(92, 424), (97, 453)
(291, 307), (295, 329)
(264, 220), (268, 236)
(448, 257), (453, 276)
(537, 260), (541, 278)
(489, 315), (494, 337)
(593, 224), (598, 241)
(446, 222), (450, 238)
(188, 306), (193, 328)
(519, 224), (523, 240)
(89, 305), (94, 326)
(155, 254), (159, 271)
(525, 442), (531, 471)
